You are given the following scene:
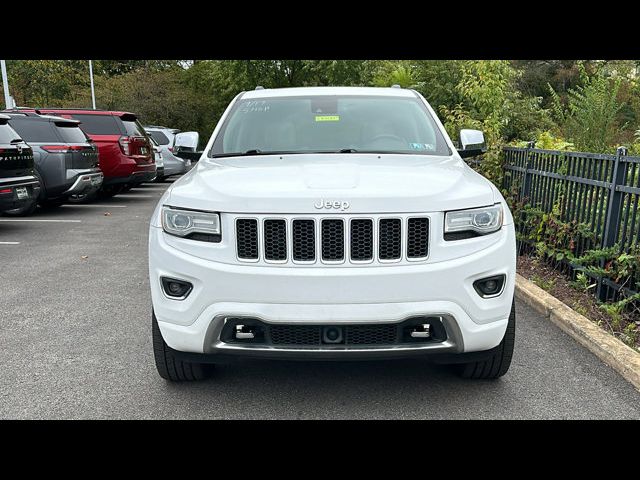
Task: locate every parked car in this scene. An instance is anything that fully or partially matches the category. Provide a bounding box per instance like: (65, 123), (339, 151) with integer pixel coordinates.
(148, 86), (517, 382)
(150, 135), (164, 181)
(144, 125), (192, 181)
(0, 114), (40, 215)
(5, 112), (103, 211)
(15, 109), (155, 197)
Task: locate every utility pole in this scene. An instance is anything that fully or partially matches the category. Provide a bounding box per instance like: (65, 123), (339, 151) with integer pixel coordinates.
(1, 60), (14, 109)
(89, 60), (96, 109)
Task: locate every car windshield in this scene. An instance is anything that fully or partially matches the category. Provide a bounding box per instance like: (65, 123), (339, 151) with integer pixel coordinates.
(209, 95), (451, 158)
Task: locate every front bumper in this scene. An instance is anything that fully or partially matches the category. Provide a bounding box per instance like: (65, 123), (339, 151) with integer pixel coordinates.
(150, 224), (516, 358)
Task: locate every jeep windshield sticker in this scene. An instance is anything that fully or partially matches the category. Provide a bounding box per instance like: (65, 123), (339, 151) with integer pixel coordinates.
(409, 142), (436, 151)
(315, 115), (340, 122)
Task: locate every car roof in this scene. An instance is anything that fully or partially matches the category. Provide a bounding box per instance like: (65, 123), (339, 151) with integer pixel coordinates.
(6, 112), (80, 124)
(145, 126), (179, 133)
(240, 86), (418, 100)
(29, 108), (136, 117)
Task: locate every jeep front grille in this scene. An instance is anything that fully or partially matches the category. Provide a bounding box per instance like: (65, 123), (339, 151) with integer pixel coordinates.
(236, 219), (258, 260)
(321, 219), (345, 262)
(350, 219), (373, 261)
(378, 218), (402, 260)
(235, 215), (430, 265)
(292, 219), (316, 262)
(264, 219), (287, 261)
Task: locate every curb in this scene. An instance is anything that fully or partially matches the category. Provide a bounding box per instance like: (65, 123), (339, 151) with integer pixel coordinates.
(515, 273), (640, 392)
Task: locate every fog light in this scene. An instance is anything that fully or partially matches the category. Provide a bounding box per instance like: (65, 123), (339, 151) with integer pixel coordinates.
(161, 277), (193, 299)
(473, 275), (506, 298)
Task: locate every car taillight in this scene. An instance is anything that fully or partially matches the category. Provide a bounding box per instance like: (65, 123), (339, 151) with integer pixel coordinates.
(119, 136), (131, 155)
(42, 145), (85, 153)
(0, 188), (12, 194)
(168, 146), (173, 152)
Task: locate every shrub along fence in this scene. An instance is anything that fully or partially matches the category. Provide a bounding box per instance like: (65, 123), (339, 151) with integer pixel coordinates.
(501, 145), (640, 303)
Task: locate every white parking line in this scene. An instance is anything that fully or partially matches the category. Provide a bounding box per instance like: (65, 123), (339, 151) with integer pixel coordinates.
(62, 204), (127, 208)
(0, 241), (20, 245)
(116, 194), (155, 199)
(0, 219), (81, 223)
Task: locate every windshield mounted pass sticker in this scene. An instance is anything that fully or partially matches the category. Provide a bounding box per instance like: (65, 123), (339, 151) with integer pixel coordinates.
(315, 115), (340, 122)
(410, 142), (436, 151)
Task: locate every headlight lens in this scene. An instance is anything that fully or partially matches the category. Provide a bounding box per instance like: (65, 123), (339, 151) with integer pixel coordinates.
(162, 206), (221, 240)
(445, 203), (503, 236)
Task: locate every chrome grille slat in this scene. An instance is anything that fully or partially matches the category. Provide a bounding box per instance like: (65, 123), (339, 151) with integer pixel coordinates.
(235, 215), (429, 265)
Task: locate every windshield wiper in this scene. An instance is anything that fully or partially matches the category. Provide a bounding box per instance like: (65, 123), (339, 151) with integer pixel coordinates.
(211, 149), (303, 158)
(10, 138), (23, 144)
(337, 148), (358, 153)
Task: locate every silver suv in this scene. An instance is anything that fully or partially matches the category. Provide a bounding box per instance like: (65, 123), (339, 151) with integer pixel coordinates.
(144, 126), (191, 181)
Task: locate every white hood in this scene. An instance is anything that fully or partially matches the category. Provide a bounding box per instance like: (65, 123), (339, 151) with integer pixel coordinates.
(164, 153), (496, 214)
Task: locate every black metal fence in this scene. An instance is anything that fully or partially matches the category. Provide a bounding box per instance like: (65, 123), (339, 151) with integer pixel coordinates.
(502, 145), (640, 301)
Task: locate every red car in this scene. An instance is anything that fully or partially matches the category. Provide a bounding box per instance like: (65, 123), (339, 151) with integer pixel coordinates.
(17, 108), (156, 196)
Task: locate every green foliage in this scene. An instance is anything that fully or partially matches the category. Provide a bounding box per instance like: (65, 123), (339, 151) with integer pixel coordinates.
(372, 61), (415, 88)
(570, 272), (596, 293)
(535, 131), (575, 151)
(549, 66), (625, 153)
(531, 274), (556, 291)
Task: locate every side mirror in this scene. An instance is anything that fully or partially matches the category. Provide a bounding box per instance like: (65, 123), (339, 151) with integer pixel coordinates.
(174, 131), (199, 152)
(457, 129), (487, 158)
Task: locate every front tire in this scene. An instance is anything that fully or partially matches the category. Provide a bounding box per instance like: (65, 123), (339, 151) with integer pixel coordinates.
(458, 299), (516, 379)
(152, 311), (212, 382)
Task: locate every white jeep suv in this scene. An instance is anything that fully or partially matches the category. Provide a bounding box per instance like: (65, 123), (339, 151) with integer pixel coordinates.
(148, 86), (516, 381)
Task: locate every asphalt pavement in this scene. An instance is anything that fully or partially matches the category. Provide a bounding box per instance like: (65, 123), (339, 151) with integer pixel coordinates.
(1, 181), (639, 419)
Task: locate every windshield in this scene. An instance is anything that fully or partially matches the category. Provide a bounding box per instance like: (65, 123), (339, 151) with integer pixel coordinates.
(209, 95), (451, 157)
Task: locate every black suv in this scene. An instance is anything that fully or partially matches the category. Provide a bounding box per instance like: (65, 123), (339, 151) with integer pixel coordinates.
(0, 114), (40, 214)
(5, 112), (103, 212)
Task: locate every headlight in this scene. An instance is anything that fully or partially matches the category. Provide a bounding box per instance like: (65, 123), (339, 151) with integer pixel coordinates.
(162, 206), (221, 242)
(445, 203), (503, 237)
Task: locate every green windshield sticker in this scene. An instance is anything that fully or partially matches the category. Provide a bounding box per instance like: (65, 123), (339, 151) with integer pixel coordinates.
(315, 115), (340, 122)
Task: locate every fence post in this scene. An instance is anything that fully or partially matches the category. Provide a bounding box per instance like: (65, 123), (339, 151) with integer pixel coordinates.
(520, 141), (535, 202)
(597, 146), (628, 301)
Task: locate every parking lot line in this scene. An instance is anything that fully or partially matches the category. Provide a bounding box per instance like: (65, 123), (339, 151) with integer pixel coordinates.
(0, 219), (81, 223)
(62, 204), (128, 208)
(0, 241), (20, 245)
(115, 194), (156, 199)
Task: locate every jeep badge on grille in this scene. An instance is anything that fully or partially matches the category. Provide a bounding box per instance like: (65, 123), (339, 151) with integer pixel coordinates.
(314, 199), (350, 211)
